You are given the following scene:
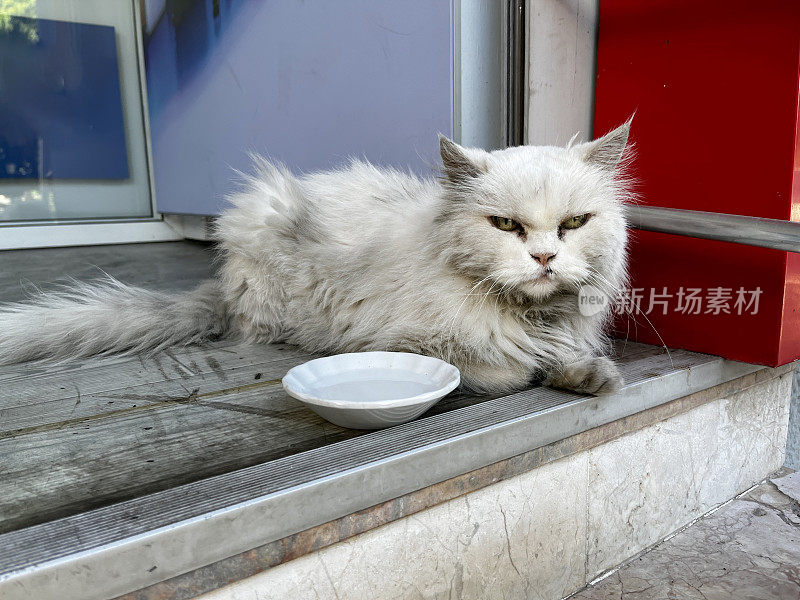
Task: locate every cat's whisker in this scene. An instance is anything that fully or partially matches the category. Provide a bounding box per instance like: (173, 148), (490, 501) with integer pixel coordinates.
(627, 311), (673, 367)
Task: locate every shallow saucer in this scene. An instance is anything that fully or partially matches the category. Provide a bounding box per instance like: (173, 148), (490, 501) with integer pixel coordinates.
(282, 351), (461, 429)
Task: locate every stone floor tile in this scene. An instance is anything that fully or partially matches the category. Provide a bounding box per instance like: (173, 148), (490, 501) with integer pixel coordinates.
(571, 478), (800, 600)
(772, 470), (800, 505)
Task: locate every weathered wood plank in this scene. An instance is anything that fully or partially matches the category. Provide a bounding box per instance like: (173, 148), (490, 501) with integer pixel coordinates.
(1, 356), (295, 434)
(0, 340), (717, 535)
(0, 383), (362, 533)
(0, 340), (661, 433)
(0, 340), (307, 393)
(0, 241), (217, 304)
(0, 343), (316, 432)
(0, 339), (704, 535)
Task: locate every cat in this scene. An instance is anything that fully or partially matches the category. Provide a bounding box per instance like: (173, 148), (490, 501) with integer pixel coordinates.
(0, 122), (633, 394)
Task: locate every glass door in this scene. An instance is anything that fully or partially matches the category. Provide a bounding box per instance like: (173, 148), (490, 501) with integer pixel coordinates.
(0, 0), (176, 248)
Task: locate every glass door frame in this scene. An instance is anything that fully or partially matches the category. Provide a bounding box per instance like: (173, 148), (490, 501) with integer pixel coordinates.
(0, 0), (181, 250)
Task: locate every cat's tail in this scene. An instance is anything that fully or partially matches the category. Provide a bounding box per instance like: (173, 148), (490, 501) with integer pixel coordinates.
(0, 277), (230, 365)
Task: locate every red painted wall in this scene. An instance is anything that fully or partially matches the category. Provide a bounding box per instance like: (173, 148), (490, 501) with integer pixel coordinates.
(594, 0), (800, 365)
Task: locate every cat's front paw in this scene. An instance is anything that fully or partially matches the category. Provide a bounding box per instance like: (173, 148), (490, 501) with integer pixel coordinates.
(544, 356), (623, 395)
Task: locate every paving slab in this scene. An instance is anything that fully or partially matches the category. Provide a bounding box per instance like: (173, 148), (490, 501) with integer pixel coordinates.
(571, 473), (800, 600)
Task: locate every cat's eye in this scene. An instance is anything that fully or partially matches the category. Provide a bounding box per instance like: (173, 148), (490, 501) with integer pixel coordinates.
(560, 213), (591, 231)
(490, 216), (522, 232)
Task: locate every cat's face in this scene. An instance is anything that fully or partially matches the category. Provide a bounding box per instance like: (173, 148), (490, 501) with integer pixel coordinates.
(436, 123), (631, 302)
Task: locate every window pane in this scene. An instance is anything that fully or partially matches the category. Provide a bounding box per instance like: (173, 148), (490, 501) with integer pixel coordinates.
(0, 0), (152, 222)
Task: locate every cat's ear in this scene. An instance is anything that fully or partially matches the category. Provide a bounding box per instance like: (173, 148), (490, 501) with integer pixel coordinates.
(439, 135), (486, 185)
(579, 119), (632, 171)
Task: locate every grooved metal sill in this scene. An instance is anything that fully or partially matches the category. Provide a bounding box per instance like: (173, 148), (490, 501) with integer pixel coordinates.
(0, 346), (767, 600)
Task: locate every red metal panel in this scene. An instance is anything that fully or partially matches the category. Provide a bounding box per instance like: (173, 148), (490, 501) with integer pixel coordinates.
(594, 0), (800, 366)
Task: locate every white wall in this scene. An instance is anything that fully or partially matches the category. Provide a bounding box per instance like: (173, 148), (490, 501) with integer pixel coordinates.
(526, 0), (599, 146)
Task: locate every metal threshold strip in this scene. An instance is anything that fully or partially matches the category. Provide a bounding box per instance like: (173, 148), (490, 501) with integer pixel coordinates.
(626, 205), (800, 253)
(0, 348), (762, 600)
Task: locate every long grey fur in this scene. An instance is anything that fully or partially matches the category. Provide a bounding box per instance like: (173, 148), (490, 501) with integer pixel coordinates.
(0, 278), (228, 363)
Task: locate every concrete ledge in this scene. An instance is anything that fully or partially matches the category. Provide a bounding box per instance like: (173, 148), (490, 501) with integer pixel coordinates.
(124, 364), (793, 600)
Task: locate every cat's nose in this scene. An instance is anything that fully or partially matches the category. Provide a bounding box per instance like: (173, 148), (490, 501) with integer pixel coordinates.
(531, 252), (557, 266)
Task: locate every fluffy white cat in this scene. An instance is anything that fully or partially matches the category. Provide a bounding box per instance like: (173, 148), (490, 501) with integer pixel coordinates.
(0, 122), (632, 394)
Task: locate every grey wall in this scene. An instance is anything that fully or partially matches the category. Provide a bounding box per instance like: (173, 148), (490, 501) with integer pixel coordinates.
(785, 366), (800, 469)
(454, 0), (504, 150)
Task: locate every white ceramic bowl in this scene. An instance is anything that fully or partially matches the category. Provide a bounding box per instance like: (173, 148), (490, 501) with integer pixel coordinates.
(282, 352), (460, 429)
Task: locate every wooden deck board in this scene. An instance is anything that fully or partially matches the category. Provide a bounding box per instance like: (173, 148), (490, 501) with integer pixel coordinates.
(0, 242), (686, 537)
(0, 342), (312, 432)
(0, 348), (363, 533)
(0, 336), (499, 533)
(0, 241), (217, 304)
(0, 337), (673, 534)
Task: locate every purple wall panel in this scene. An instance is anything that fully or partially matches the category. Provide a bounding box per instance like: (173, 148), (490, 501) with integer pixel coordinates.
(145, 0), (453, 215)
